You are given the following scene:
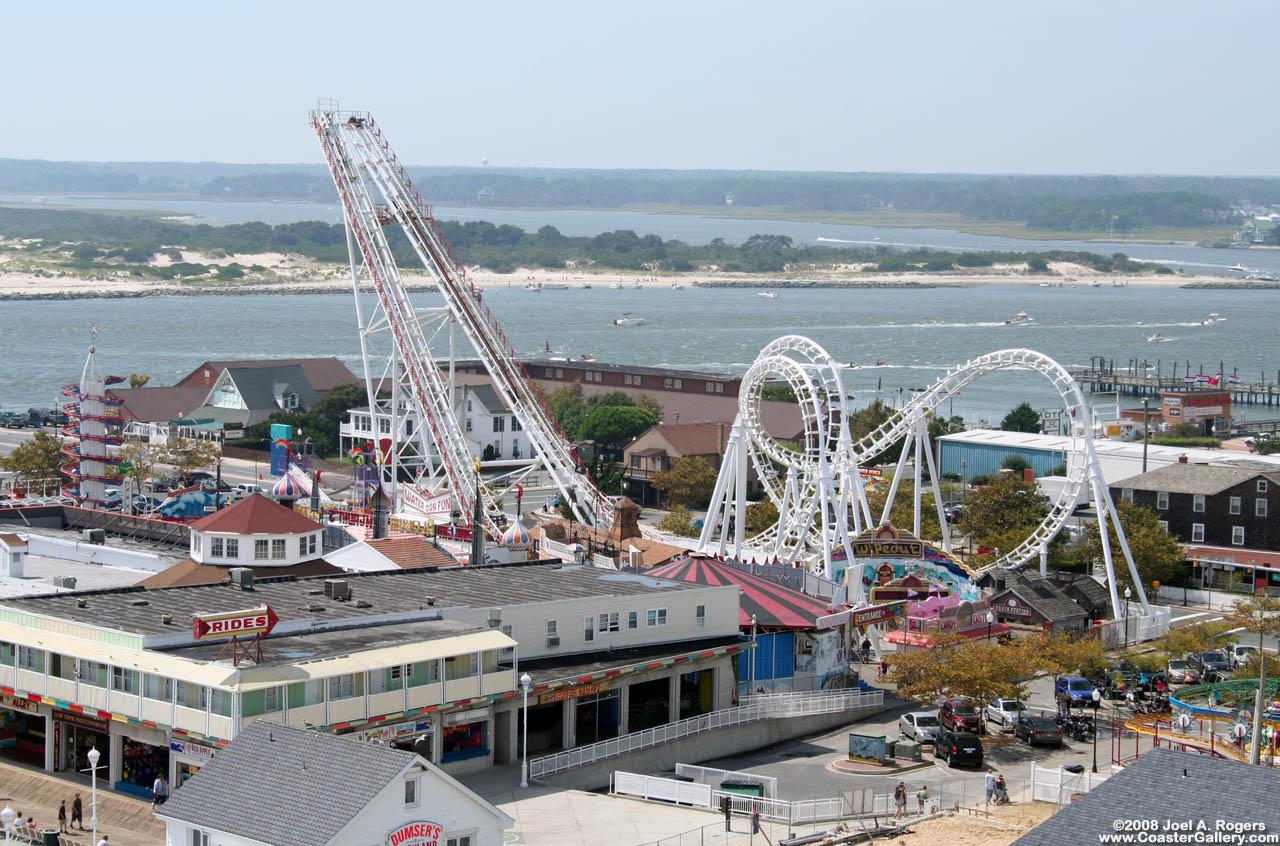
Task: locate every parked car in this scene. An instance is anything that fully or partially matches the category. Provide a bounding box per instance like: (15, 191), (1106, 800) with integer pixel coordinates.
(899, 712), (942, 744)
(985, 698), (1028, 726)
(934, 730), (984, 768)
(1013, 717), (1064, 747)
(1055, 675), (1097, 705)
(1187, 651), (1231, 678)
(1165, 659), (1200, 685)
(233, 483), (264, 495)
(939, 699), (982, 732)
(0, 412), (26, 429)
(1227, 643), (1258, 669)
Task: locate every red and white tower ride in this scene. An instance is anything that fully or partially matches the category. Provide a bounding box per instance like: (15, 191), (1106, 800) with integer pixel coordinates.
(60, 345), (124, 507)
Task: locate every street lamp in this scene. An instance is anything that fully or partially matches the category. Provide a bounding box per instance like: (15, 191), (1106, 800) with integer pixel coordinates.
(1, 806), (14, 843)
(750, 614), (758, 695)
(1090, 688), (1102, 773)
(986, 611), (994, 643)
(87, 745), (100, 844)
(519, 672), (532, 788)
(1123, 586), (1132, 652)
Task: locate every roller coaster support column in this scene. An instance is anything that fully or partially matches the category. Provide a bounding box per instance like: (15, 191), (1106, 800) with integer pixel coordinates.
(919, 423), (953, 555)
(1082, 430), (1150, 618)
(912, 420), (923, 537)
(879, 424), (914, 526)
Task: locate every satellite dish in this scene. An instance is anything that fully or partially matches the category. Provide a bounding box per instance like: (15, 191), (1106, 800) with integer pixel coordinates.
(481, 158), (490, 167)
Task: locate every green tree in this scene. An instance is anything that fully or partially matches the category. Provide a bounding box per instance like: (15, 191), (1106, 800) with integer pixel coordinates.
(1079, 499), (1185, 596)
(761, 384), (798, 403)
(1000, 402), (1042, 433)
(585, 391), (634, 411)
(1001, 453), (1031, 473)
(117, 441), (161, 487)
(0, 431), (64, 488)
(546, 382), (588, 440)
(1156, 620), (1232, 663)
(849, 399), (904, 465)
(169, 437), (222, 482)
(633, 393), (664, 421)
(653, 456), (718, 509)
(956, 472), (1049, 550)
(745, 498), (779, 537)
(866, 481), (944, 541)
(657, 505), (699, 538)
(128, 373), (151, 388)
(307, 383), (371, 453)
(580, 406), (657, 456)
(928, 413), (966, 440)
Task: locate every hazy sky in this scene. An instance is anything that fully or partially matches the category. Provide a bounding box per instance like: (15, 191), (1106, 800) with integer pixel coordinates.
(8, 1), (1276, 174)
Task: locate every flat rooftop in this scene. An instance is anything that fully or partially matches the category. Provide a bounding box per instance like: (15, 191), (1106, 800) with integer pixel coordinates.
(0, 560), (706, 638)
(0, 554), (153, 598)
(939, 428), (1280, 470)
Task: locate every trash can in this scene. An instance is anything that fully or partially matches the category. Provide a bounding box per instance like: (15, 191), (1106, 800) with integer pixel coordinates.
(43, 831), (61, 846)
(719, 779), (763, 797)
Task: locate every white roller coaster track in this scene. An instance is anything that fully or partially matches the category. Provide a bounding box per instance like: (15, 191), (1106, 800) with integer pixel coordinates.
(311, 104), (612, 531)
(699, 338), (1148, 620)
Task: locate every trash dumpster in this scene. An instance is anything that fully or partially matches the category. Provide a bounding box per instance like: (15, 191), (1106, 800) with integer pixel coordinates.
(719, 779), (764, 797)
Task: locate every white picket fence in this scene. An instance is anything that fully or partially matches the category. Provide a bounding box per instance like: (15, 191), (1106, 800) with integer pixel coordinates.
(530, 689), (883, 778)
(1029, 762), (1107, 804)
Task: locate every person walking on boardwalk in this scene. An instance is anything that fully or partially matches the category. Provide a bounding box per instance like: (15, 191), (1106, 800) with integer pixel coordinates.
(916, 785), (929, 815)
(57, 800), (67, 833)
(893, 782), (907, 819)
(71, 794), (83, 830)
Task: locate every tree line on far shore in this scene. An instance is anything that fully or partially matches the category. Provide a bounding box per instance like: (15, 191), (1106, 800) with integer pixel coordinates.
(0, 207), (1174, 278)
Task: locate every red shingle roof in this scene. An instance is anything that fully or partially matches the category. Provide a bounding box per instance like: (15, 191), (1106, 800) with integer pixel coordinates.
(139, 557), (342, 589)
(366, 537), (461, 569)
(189, 494), (323, 535)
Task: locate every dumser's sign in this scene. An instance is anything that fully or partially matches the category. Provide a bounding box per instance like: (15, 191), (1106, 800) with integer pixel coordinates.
(387, 821), (443, 846)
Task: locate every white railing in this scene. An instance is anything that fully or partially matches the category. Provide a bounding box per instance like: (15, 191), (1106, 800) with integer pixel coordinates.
(674, 763), (777, 799)
(530, 689), (882, 778)
(1030, 762), (1107, 804)
(615, 771), (713, 808)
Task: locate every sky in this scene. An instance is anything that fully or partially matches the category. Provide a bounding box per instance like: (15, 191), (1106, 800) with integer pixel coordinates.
(7, 1), (1277, 175)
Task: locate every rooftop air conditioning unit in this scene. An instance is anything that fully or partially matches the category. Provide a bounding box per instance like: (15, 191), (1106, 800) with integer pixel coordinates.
(228, 568), (254, 590)
(81, 529), (105, 545)
(324, 579), (350, 601)
(52, 576), (77, 590)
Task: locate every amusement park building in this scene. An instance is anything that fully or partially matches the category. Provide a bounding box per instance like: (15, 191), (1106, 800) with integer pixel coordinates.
(0, 560), (740, 791)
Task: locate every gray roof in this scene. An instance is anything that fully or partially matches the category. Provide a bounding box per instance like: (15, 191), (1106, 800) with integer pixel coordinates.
(1047, 572), (1111, 609)
(1111, 463), (1280, 495)
(0, 560), (706, 639)
(218, 365), (321, 425)
(1012, 748), (1280, 845)
(464, 383), (508, 415)
(995, 575), (1088, 623)
(157, 721), (416, 846)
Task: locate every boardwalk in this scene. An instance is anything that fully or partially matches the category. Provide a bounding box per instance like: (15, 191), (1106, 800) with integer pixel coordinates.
(1072, 364), (1280, 407)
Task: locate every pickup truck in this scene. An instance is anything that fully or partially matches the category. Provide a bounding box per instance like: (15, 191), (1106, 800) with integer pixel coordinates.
(0, 412), (26, 429)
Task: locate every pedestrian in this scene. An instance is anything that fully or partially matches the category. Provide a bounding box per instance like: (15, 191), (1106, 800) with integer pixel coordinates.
(893, 782), (906, 819)
(995, 774), (1009, 805)
(916, 785), (929, 815)
(878, 658), (888, 679)
(72, 793), (83, 830)
(98, 836), (109, 846)
(152, 774), (169, 808)
(25, 817), (38, 834)
(860, 638), (872, 663)
(985, 768), (996, 805)
(58, 800), (67, 833)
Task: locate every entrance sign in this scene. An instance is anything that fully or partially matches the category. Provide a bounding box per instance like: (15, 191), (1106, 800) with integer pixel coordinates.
(192, 606), (279, 640)
(387, 821), (443, 846)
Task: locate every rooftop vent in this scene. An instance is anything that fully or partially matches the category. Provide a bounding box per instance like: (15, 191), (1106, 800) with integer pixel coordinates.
(76, 599), (88, 609)
(228, 568), (254, 591)
(52, 577), (77, 590)
(160, 613), (173, 625)
(128, 599), (150, 607)
(307, 589), (324, 596)
(425, 595), (436, 606)
(302, 603), (325, 612)
(324, 579), (350, 602)
(354, 599), (373, 609)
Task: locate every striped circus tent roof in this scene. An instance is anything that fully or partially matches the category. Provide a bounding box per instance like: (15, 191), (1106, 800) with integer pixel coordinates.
(501, 522), (531, 547)
(643, 553), (836, 629)
(272, 474), (305, 499)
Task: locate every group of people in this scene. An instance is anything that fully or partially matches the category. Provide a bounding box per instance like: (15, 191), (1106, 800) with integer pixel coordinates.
(7, 792), (111, 846)
(891, 782), (930, 818)
(985, 769), (1011, 805)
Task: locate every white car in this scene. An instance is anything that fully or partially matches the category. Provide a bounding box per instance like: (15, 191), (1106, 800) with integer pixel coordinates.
(985, 698), (1028, 726)
(899, 711), (941, 744)
(1228, 643), (1258, 669)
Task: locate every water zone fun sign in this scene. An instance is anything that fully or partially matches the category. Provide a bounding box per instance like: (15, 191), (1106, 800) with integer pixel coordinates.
(387, 821), (443, 846)
(192, 606), (279, 640)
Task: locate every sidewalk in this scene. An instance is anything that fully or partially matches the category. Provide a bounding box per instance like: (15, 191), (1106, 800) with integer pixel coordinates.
(0, 761), (164, 846)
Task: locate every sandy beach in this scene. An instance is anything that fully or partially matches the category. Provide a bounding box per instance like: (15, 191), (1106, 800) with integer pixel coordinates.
(0, 252), (1234, 300)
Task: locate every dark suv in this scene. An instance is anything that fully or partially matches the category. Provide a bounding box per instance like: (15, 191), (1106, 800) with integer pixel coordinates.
(935, 730), (984, 768)
(939, 699), (982, 732)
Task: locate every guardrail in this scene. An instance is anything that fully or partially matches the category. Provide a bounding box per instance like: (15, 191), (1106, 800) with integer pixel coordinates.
(530, 689), (882, 778)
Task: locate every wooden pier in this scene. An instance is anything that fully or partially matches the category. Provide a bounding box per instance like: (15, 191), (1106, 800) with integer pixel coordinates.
(1071, 357), (1280, 408)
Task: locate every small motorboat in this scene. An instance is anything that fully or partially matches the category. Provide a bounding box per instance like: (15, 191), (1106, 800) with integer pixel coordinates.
(671, 282), (683, 290)
(1004, 310), (1034, 326)
(1088, 280), (1101, 287)
(1201, 313), (1226, 325)
(1229, 263), (1249, 272)
(613, 313), (645, 326)
(608, 282), (623, 289)
(525, 283), (542, 292)
(758, 291), (779, 299)
(1147, 333), (1168, 342)
(628, 281), (641, 289)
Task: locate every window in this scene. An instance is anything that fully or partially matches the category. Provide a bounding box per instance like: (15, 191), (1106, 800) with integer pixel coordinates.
(299, 536), (309, 556)
(493, 417), (505, 433)
(192, 534), (201, 554)
(144, 674), (172, 701)
(1193, 494), (1205, 513)
(17, 646), (42, 672)
(447, 836), (474, 846)
(466, 399), (473, 412)
(1233, 526), (1246, 546)
(555, 368), (564, 379)
(696, 604), (706, 630)
(598, 612), (619, 633)
(627, 611), (638, 630)
(1260, 480), (1270, 494)
(272, 539), (286, 559)
(631, 455), (641, 468)
(190, 830), (210, 846)
(0, 643), (11, 667)
(1258, 499), (1269, 518)
(1156, 491), (1169, 510)
(512, 418), (521, 432)
(585, 371), (603, 383)
(499, 625), (515, 666)
(176, 681), (208, 709)
(390, 664), (414, 682)
(210, 537), (224, 557)
(404, 778), (419, 807)
(1157, 520), (1169, 531)
(705, 382), (715, 392)
(379, 417), (390, 434)
(1230, 497), (1242, 515)
(210, 688), (232, 717)
(80, 660), (108, 688)
(50, 654), (75, 680)
(1191, 523), (1205, 542)
(546, 620), (559, 647)
(225, 538), (238, 558)
(543, 367), (554, 378)
(465, 418), (472, 432)
(624, 374), (642, 386)
(328, 673), (363, 701)
(111, 666), (138, 694)
(663, 377), (682, 389)
(647, 608), (667, 627)
(287, 680), (324, 707)
(263, 686), (280, 713)
(1121, 488), (1134, 502)
(254, 539), (269, 560)
(584, 616), (595, 643)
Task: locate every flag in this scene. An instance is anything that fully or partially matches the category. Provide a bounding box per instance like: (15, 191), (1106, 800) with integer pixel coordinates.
(91, 323), (99, 340)
(1229, 375), (1241, 384)
(1184, 376), (1197, 384)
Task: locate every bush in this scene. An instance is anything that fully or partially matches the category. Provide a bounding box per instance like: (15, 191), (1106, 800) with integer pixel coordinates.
(1150, 436), (1221, 449)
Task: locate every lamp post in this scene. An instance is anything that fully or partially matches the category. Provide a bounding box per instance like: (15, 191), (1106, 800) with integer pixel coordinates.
(87, 745), (100, 844)
(1141, 398), (1151, 473)
(1, 806), (14, 843)
(1090, 688), (1102, 773)
(1123, 586), (1132, 652)
(750, 614), (758, 694)
(519, 672), (532, 787)
(986, 610), (994, 643)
